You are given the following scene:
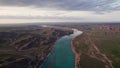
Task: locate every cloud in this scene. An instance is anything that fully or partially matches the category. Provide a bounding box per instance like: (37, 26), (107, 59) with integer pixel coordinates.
(0, 0), (120, 23)
(0, 6), (84, 21)
(0, 6), (120, 23)
(0, 0), (119, 11)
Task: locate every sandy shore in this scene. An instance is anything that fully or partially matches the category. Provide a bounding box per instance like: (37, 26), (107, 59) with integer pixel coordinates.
(71, 37), (80, 68)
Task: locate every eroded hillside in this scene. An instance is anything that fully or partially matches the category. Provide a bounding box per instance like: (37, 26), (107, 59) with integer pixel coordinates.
(0, 25), (72, 68)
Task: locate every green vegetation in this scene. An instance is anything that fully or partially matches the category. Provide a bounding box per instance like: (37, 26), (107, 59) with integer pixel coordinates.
(0, 25), (72, 68)
(80, 54), (105, 68)
(0, 40), (6, 47)
(0, 54), (24, 67)
(72, 24), (120, 68)
(91, 30), (120, 68)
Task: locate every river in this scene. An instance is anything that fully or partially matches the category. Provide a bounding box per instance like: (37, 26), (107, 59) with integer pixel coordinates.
(41, 25), (83, 68)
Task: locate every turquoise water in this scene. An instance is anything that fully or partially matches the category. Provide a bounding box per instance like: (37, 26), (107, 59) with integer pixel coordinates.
(41, 35), (75, 68)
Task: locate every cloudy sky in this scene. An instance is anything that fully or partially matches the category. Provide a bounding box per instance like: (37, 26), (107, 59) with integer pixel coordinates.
(0, 0), (120, 24)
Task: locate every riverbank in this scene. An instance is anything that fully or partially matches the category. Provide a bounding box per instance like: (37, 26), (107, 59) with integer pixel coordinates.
(71, 36), (80, 68)
(71, 30), (83, 68)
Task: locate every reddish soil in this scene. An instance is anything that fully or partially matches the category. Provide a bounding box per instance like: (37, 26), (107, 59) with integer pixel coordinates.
(71, 36), (80, 68)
